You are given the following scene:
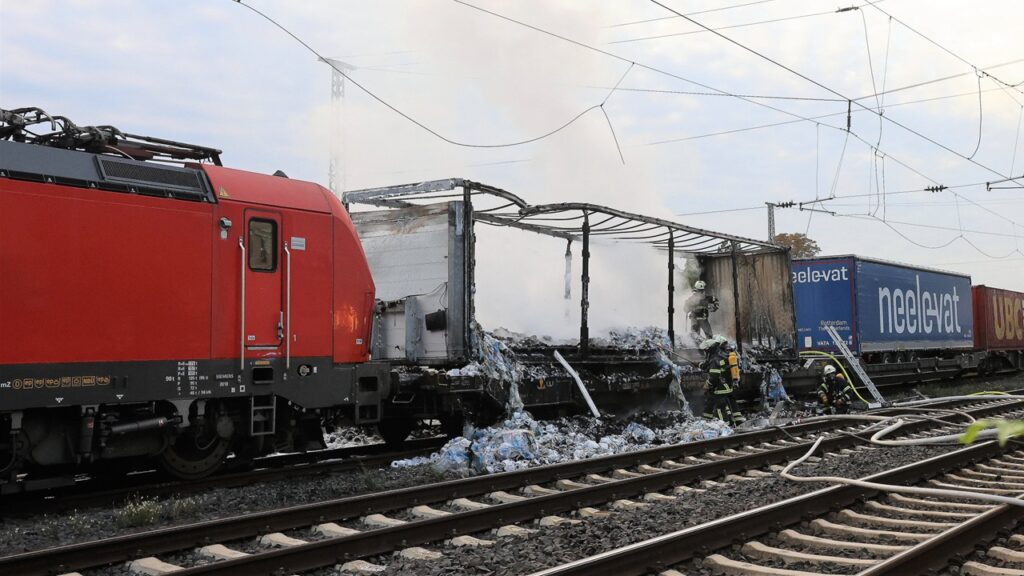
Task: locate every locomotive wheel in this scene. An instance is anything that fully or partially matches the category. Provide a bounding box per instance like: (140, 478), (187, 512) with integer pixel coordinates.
(159, 427), (231, 480)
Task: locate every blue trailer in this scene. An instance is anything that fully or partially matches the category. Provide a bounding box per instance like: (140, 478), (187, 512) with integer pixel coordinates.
(792, 256), (973, 355)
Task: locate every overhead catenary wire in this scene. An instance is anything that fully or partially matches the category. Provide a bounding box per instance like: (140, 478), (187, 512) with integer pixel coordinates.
(453, 0), (852, 139)
(967, 70), (985, 160)
(608, 0), (781, 28)
(610, 7), (841, 45)
(628, 3), (1024, 258)
(863, 0), (1024, 98)
(230, 0), (633, 151)
(859, 9), (881, 116)
(589, 57), (1024, 106)
(649, 0), (1017, 182)
(256, 0), (1023, 257)
(1012, 104), (1024, 176)
(643, 84), (1009, 146)
(455, 0), (1024, 197)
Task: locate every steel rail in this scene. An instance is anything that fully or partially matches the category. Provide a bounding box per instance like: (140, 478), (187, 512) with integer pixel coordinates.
(857, 496), (1024, 575)
(1, 412), (883, 574)
(1, 437), (447, 515)
(5, 399), (1018, 575)
(526, 440), (1010, 576)
(106, 403), (1024, 574)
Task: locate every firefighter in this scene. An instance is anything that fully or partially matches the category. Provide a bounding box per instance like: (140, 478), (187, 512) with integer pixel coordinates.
(818, 365), (854, 414)
(700, 336), (743, 425)
(687, 280), (719, 339)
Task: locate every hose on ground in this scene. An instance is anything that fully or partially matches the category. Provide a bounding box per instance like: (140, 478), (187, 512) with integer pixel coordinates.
(781, 435), (1024, 508)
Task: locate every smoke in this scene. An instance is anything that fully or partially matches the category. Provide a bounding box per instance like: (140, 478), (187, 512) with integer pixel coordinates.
(392, 2), (706, 340)
(474, 225), (706, 341)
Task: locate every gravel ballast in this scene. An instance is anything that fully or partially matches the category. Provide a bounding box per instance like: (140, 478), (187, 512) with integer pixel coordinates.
(372, 444), (965, 576)
(0, 464), (459, 557)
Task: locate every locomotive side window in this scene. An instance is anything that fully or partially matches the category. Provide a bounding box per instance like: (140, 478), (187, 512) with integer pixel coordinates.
(248, 219), (277, 271)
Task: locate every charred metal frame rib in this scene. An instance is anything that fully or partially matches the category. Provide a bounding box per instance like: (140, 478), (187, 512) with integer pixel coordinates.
(580, 212), (590, 357)
(343, 179), (782, 255)
(731, 242), (744, 353)
(668, 230), (675, 347)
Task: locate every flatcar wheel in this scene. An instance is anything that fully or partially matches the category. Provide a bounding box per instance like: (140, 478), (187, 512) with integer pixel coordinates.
(159, 428), (231, 480)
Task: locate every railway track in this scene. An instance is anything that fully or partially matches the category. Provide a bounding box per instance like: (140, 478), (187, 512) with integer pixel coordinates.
(528, 431), (1024, 575)
(5, 396), (1021, 576)
(0, 437), (447, 515)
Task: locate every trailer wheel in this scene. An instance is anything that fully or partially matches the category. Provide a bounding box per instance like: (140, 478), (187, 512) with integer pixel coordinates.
(378, 418), (415, 446)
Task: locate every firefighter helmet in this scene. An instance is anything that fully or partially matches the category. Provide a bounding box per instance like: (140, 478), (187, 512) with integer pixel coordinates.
(694, 280), (706, 291)
(823, 365), (837, 376)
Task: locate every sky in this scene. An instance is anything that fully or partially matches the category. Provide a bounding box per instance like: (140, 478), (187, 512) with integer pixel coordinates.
(3, 0), (1023, 336)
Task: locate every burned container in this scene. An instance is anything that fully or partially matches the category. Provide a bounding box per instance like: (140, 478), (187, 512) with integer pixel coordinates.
(793, 255), (974, 355)
(351, 202), (472, 366)
(697, 250), (796, 351)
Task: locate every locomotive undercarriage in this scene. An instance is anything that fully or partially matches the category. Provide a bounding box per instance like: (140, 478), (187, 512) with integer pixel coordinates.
(0, 396), (339, 489)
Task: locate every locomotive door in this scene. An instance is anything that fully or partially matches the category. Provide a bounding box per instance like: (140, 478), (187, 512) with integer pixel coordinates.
(243, 210), (283, 348)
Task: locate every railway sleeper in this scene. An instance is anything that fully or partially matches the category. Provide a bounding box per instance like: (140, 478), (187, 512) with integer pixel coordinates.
(127, 556), (183, 576)
(962, 560), (1024, 576)
(338, 559), (387, 574)
(835, 508), (956, 531)
(776, 528), (910, 554)
(863, 499), (977, 519)
(929, 479), (1024, 494)
(741, 540), (877, 567)
(989, 546), (1024, 563)
(888, 493), (993, 511)
(702, 553), (822, 576)
(810, 518), (933, 542)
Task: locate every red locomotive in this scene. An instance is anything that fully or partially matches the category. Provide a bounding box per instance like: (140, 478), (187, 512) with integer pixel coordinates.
(1, 108), (389, 480)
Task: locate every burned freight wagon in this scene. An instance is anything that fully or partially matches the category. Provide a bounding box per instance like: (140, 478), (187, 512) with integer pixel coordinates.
(344, 179), (793, 424)
(792, 255), (977, 386)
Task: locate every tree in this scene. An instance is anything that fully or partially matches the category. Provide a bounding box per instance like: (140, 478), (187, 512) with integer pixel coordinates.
(773, 232), (821, 258)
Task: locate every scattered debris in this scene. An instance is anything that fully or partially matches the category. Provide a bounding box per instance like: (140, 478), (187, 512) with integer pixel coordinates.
(392, 410), (733, 474)
(324, 428), (384, 450)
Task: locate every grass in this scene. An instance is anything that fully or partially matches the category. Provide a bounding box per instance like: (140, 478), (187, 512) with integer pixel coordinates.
(109, 494), (202, 529)
(113, 496), (161, 528)
(166, 496), (200, 520)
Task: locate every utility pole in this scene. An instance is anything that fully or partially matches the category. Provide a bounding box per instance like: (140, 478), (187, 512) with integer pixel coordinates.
(320, 58), (356, 197)
(766, 201), (795, 243)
